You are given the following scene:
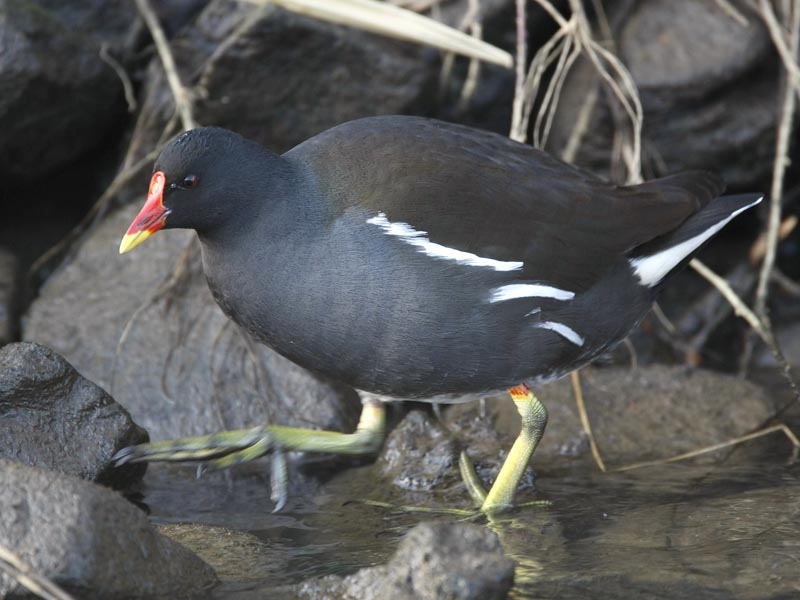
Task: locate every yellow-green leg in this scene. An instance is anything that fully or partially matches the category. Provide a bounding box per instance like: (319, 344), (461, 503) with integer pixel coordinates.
(459, 384), (548, 513)
(114, 399), (386, 510)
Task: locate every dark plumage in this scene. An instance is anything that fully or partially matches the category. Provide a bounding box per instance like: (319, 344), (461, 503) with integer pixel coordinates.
(117, 115), (761, 512)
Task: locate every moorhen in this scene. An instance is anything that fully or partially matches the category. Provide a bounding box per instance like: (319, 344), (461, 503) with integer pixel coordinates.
(115, 116), (761, 512)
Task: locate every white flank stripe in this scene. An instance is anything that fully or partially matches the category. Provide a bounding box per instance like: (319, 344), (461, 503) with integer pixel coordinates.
(367, 213), (523, 272)
(534, 321), (585, 346)
(490, 283), (574, 302)
(628, 198), (762, 287)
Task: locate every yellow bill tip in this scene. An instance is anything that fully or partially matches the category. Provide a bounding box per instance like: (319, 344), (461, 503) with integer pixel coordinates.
(119, 230), (154, 254)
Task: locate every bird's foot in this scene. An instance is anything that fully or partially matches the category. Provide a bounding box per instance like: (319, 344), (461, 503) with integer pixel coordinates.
(458, 450), (550, 514)
(112, 426), (277, 469)
(113, 401), (386, 512)
(112, 426), (295, 510)
(456, 385), (551, 513)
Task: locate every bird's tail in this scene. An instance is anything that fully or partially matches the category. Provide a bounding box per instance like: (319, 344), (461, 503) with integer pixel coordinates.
(627, 193), (763, 288)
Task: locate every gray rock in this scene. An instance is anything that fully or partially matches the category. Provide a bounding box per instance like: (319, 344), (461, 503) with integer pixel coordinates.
(0, 247), (18, 345)
(31, 0), (140, 50)
(620, 0), (769, 108)
(296, 522), (514, 600)
(0, 459), (217, 599)
(0, 342), (147, 488)
(125, 0), (448, 164)
(194, 4), (435, 151)
(0, 0), (128, 181)
(159, 523), (289, 584)
(377, 409), (458, 491)
(24, 203), (360, 443)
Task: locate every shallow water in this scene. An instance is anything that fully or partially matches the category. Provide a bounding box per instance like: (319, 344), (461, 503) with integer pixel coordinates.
(142, 445), (800, 599)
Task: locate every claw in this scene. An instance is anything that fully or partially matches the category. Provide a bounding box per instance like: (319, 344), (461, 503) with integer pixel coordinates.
(270, 449), (288, 512)
(458, 450), (488, 507)
(112, 445), (137, 466)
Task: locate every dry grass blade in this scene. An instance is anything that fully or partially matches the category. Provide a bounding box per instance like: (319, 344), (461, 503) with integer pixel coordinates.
(749, 214), (798, 263)
(510, 0), (529, 141)
(518, 26), (572, 140)
(520, 0), (643, 183)
(437, 0), (483, 114)
(614, 423), (800, 472)
(570, 371), (607, 472)
(247, 0), (512, 68)
(0, 545), (75, 600)
(533, 36), (580, 149)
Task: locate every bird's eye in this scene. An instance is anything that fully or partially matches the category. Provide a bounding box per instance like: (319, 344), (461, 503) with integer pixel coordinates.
(182, 174), (199, 189)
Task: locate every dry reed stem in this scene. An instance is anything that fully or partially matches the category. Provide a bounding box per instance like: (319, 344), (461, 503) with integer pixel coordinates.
(133, 0), (197, 131)
(455, 20), (484, 113)
(436, 0), (484, 114)
(0, 545), (75, 600)
(755, 0), (799, 322)
(510, 0), (529, 142)
(614, 423), (800, 472)
(251, 0), (513, 67)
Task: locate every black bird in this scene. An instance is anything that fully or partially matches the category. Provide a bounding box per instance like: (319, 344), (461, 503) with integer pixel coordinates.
(116, 116), (761, 512)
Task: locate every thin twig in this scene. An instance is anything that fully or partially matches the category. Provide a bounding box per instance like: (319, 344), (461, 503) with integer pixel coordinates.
(691, 258), (800, 404)
(134, 0), (197, 131)
(197, 4), (273, 96)
(715, 0), (751, 26)
(755, 0), (799, 322)
(560, 83), (597, 162)
(690, 259), (770, 341)
(651, 302), (677, 335)
(758, 0), (800, 96)
(772, 268), (800, 296)
(99, 43), (137, 112)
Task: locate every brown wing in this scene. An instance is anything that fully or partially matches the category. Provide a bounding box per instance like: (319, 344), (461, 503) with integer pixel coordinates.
(287, 116), (724, 292)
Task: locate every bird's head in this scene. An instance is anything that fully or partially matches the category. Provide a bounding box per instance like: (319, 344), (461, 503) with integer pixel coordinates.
(119, 127), (282, 253)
